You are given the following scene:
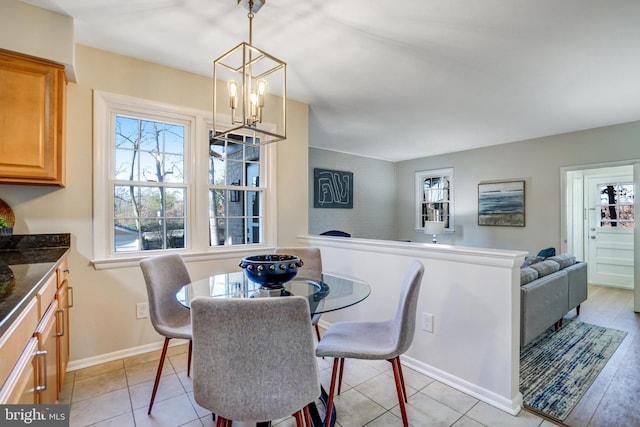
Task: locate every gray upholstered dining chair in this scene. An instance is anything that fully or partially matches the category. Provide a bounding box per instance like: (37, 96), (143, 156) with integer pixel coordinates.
(274, 247), (323, 340)
(315, 260), (425, 427)
(191, 296), (321, 427)
(139, 254), (193, 414)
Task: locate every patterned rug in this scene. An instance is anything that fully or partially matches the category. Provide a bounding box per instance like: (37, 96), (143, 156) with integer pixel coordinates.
(520, 318), (627, 421)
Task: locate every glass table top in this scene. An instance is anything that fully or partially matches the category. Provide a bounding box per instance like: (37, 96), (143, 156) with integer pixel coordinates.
(176, 271), (371, 315)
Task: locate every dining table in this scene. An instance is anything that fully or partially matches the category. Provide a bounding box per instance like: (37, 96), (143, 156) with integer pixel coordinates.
(176, 270), (371, 427)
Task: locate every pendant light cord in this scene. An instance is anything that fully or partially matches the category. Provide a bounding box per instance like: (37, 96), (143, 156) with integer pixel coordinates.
(247, 0), (254, 45)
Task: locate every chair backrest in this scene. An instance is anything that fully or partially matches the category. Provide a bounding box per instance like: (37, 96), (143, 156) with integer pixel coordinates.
(274, 247), (322, 281)
(319, 230), (351, 237)
(139, 254), (192, 336)
(391, 260), (425, 356)
(191, 296), (321, 422)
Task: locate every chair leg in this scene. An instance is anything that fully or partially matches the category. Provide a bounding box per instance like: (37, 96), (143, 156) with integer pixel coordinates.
(187, 339), (192, 377)
(337, 358), (345, 395)
(148, 337), (170, 414)
(390, 356), (409, 427)
(315, 324), (322, 341)
(324, 358), (340, 427)
(293, 410), (305, 427)
(304, 405), (312, 427)
(393, 357), (408, 403)
(576, 304), (581, 316)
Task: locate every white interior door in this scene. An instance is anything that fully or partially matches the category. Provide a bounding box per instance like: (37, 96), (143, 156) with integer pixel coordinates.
(585, 174), (634, 289)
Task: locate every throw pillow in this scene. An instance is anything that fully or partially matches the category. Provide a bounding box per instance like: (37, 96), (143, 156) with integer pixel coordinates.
(536, 247), (556, 258)
(521, 256), (544, 268)
(529, 260), (560, 278)
(520, 267), (539, 285)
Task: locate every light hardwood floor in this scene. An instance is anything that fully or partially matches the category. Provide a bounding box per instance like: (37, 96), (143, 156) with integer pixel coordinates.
(562, 284), (640, 427)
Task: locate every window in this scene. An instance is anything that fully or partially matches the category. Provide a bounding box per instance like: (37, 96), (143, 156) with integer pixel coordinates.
(415, 168), (453, 230)
(208, 133), (264, 246)
(93, 91), (274, 264)
(598, 182), (634, 228)
(114, 115), (187, 252)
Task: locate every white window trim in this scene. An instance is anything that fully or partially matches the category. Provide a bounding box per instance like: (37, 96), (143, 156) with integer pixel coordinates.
(91, 90), (277, 269)
(415, 167), (454, 231)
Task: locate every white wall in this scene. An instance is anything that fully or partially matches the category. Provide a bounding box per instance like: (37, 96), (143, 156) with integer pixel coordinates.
(0, 0), (76, 81)
(397, 122), (640, 254)
(308, 147), (397, 240)
(301, 235), (527, 414)
(310, 122), (640, 254)
(0, 39), (310, 362)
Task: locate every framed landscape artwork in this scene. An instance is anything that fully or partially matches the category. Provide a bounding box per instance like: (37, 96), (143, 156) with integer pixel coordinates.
(478, 180), (525, 226)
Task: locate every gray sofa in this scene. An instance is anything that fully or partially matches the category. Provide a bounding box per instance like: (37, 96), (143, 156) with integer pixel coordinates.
(520, 254), (587, 347)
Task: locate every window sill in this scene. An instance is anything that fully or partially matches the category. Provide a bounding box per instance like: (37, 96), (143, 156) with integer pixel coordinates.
(91, 246), (275, 270)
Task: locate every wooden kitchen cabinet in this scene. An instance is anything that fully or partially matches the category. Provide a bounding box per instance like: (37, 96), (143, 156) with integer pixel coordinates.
(0, 337), (40, 404)
(34, 301), (59, 404)
(0, 254), (71, 404)
(0, 49), (66, 186)
(55, 261), (71, 392)
(0, 297), (38, 390)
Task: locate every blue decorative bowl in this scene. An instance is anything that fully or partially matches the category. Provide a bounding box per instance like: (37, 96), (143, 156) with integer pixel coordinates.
(239, 254), (303, 288)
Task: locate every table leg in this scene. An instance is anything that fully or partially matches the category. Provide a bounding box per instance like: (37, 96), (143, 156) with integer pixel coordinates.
(307, 385), (336, 427)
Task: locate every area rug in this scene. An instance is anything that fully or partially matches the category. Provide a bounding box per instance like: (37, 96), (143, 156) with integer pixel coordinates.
(520, 318), (627, 421)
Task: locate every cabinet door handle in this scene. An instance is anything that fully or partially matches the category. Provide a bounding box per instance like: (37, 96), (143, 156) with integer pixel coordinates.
(35, 350), (48, 391)
(69, 286), (74, 308)
(57, 308), (65, 337)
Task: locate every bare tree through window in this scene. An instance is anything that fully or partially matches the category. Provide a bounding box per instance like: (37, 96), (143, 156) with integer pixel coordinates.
(114, 115), (186, 252)
(599, 182), (634, 228)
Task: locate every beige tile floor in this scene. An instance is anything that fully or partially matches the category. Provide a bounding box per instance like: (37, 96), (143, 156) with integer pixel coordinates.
(61, 342), (554, 427)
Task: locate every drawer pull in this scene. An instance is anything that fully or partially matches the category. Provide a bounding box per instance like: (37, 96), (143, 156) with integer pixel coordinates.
(56, 308), (65, 337)
(35, 350), (48, 391)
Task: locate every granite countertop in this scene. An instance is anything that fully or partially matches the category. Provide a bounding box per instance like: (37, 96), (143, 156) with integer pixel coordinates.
(0, 233), (70, 337)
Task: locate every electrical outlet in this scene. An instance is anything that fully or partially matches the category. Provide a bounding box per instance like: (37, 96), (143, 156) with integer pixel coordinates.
(421, 312), (433, 333)
(136, 302), (149, 319)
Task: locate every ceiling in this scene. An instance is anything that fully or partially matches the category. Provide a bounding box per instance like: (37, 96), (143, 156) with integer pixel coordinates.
(18, 0), (640, 162)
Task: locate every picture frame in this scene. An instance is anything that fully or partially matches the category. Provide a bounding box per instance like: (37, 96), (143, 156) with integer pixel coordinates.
(478, 180), (525, 226)
(313, 168), (353, 208)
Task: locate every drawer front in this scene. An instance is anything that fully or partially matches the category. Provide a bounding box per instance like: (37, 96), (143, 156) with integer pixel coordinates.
(37, 273), (57, 319)
(34, 301), (59, 404)
(0, 297), (38, 390)
(57, 257), (69, 287)
(0, 337), (39, 404)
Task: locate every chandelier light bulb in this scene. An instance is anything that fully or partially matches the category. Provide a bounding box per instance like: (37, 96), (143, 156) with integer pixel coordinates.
(249, 90), (258, 122)
(257, 79), (267, 103)
(228, 81), (238, 109)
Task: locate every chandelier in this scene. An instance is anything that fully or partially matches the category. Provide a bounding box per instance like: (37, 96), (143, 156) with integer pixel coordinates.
(212, 0), (287, 145)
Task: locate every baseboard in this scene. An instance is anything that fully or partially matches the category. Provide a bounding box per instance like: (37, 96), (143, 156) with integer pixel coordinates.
(66, 338), (189, 372)
(318, 317), (523, 416)
(401, 354), (523, 416)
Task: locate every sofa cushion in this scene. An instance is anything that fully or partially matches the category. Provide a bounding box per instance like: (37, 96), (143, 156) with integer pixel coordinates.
(521, 255), (544, 268)
(520, 267), (539, 285)
(547, 253), (576, 269)
(529, 260), (560, 278)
